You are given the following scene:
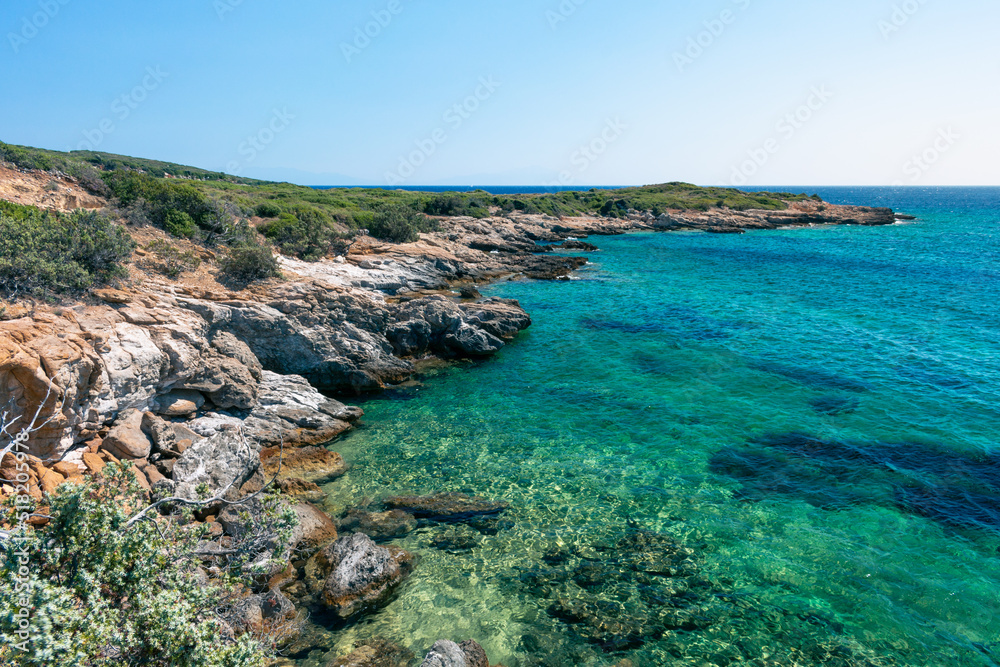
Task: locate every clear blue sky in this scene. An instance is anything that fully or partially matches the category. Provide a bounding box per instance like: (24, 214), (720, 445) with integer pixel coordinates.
(1, 0), (997, 186)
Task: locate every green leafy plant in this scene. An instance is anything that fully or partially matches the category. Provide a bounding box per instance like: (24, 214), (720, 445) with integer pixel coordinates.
(0, 207), (135, 296)
(257, 208), (339, 261)
(0, 464), (272, 667)
(163, 210), (198, 239)
(368, 205), (435, 243)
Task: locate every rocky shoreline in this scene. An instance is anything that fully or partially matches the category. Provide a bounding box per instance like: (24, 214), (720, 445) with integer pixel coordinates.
(0, 194), (900, 665)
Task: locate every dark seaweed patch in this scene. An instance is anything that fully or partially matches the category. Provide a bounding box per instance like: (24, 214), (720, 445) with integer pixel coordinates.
(897, 484), (1000, 533)
(708, 446), (880, 510)
(714, 432), (1000, 535)
(750, 360), (870, 392)
(809, 395), (861, 415)
(581, 303), (748, 342)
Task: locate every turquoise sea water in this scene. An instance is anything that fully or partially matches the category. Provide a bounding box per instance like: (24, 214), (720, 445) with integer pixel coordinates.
(309, 187), (1000, 666)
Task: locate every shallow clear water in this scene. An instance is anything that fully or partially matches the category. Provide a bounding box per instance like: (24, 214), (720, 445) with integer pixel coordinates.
(305, 187), (1000, 666)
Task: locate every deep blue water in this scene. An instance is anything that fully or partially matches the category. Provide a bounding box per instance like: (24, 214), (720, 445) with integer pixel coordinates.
(305, 187), (1000, 667)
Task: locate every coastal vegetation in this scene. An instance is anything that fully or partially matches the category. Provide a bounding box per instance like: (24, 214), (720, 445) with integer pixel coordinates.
(1, 141), (820, 273)
(0, 463), (296, 667)
(0, 201), (135, 296)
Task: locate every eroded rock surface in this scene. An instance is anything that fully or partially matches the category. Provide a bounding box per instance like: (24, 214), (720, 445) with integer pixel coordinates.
(306, 533), (415, 619)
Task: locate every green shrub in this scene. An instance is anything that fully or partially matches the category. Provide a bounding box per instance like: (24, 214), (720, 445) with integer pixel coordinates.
(163, 210), (198, 238)
(254, 202), (282, 218)
(219, 228), (280, 283)
(0, 463), (279, 667)
(0, 208), (135, 295)
(368, 205), (435, 243)
(103, 172), (217, 234)
(257, 209), (338, 261)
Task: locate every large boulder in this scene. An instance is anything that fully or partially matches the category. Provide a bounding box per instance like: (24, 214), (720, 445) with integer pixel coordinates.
(261, 445), (349, 483)
(102, 409), (153, 460)
(167, 429), (261, 503)
(243, 372), (363, 447)
(176, 284), (414, 393)
(307, 533), (415, 619)
(291, 502), (339, 554)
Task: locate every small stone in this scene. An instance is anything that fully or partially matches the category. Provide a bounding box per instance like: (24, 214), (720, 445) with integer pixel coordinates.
(153, 390), (205, 417)
(92, 288), (132, 304)
(52, 461), (82, 477)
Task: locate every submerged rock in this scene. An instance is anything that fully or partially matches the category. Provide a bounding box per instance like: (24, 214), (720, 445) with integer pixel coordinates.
(328, 637), (415, 667)
(383, 493), (509, 522)
(277, 477), (327, 503)
(809, 394), (861, 415)
(338, 508), (418, 541)
(430, 525), (481, 553)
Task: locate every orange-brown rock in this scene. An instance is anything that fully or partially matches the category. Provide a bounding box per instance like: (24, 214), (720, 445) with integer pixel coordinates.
(52, 461), (82, 478)
(276, 477), (326, 503)
(38, 468), (66, 494)
(82, 452), (105, 475)
(261, 446), (348, 483)
(292, 502), (339, 553)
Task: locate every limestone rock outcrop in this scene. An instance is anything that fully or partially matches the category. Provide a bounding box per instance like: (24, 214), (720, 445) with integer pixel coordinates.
(1, 281), (530, 459)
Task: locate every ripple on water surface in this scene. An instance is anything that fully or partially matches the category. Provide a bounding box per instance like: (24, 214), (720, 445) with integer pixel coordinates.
(297, 189), (1000, 666)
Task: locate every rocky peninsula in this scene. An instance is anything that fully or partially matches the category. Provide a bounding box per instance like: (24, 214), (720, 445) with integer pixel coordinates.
(0, 160), (901, 665)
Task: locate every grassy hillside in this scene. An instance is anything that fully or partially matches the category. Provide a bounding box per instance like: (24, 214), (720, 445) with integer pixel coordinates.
(1, 141), (819, 268)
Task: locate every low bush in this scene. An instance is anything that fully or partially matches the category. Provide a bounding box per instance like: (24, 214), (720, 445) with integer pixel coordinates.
(254, 202), (282, 218)
(0, 207), (135, 296)
(257, 208), (338, 261)
(163, 210), (198, 238)
(0, 463), (291, 667)
(368, 205), (435, 243)
(219, 224), (280, 283)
